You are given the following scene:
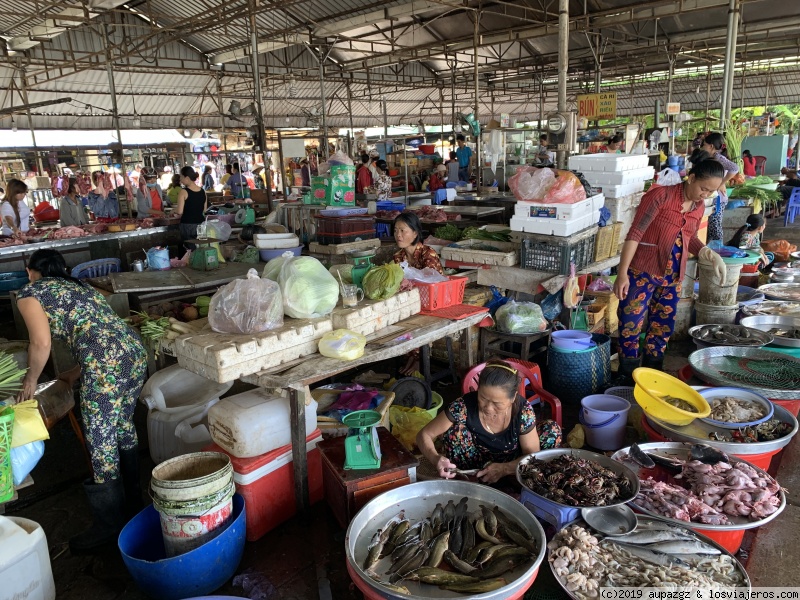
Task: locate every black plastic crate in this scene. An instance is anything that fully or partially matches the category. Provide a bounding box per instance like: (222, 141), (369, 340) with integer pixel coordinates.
(519, 226), (598, 274)
(316, 230), (377, 245)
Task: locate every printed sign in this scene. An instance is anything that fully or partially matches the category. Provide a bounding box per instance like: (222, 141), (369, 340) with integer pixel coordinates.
(577, 92), (617, 120)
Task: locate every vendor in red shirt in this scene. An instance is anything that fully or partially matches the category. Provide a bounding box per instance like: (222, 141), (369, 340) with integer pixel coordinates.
(613, 150), (727, 381)
(135, 168), (165, 218)
(742, 150), (757, 178)
(429, 164), (447, 192)
(355, 153), (373, 194)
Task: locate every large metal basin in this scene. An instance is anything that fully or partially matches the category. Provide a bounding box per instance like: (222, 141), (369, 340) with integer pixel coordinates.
(345, 480), (546, 600)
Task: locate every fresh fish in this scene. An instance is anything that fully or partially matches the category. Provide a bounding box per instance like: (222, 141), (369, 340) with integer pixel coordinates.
(441, 578), (507, 593)
(476, 517), (501, 544)
(377, 581), (410, 595)
(449, 516), (464, 555)
(493, 545), (531, 560)
(384, 520), (410, 553)
(629, 443), (656, 469)
(476, 544), (513, 566)
(393, 546), (429, 582)
(688, 443), (729, 465)
(386, 542), (424, 575)
(394, 522), (420, 547)
(444, 549), (478, 574)
(634, 521), (692, 532)
(646, 453), (684, 473)
(499, 522), (538, 554)
(494, 507), (529, 537)
(431, 503), (443, 533)
(425, 530), (450, 568)
(456, 496), (469, 519)
(420, 520), (432, 544)
(605, 530), (696, 545)
(364, 541), (383, 572)
(463, 540), (493, 564)
(412, 567), (479, 586)
(477, 554), (529, 579)
(645, 540), (721, 555)
(480, 505), (498, 537)
(612, 542), (691, 568)
(460, 516), (476, 560)
(390, 541), (419, 566)
(444, 500), (456, 529)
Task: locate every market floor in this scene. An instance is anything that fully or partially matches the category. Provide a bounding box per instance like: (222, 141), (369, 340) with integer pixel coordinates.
(4, 217), (800, 598)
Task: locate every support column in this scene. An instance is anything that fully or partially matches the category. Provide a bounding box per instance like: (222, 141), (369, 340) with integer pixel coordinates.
(104, 23), (128, 216)
(317, 47), (329, 159)
(249, 0), (272, 206)
(473, 7), (481, 187)
(719, 0), (737, 126)
(17, 68), (43, 175)
(724, 0), (740, 122)
(346, 84), (355, 157)
(216, 72), (227, 160)
(557, 0), (569, 168)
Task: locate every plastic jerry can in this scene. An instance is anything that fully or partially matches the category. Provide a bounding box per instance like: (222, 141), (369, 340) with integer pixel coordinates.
(0, 516), (55, 600)
(140, 364), (233, 414)
(208, 389), (318, 459)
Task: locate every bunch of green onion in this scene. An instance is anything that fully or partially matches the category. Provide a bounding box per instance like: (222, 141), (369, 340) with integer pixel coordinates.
(0, 351), (27, 402)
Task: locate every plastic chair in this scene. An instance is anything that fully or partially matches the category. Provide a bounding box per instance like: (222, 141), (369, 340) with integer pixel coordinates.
(462, 361), (562, 426)
(753, 156), (767, 176)
(70, 258), (121, 279)
(784, 187), (800, 226)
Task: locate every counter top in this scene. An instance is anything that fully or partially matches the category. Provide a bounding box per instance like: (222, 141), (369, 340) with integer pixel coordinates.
(0, 226), (171, 258)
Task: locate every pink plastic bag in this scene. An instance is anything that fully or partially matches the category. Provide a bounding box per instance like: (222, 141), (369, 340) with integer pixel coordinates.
(508, 167), (555, 202)
(546, 170), (587, 204)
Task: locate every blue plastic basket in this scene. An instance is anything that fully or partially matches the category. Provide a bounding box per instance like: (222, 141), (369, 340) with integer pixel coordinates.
(519, 487), (580, 531)
(0, 271), (29, 292)
(376, 223), (391, 238)
(376, 201), (405, 212)
(71, 258), (121, 279)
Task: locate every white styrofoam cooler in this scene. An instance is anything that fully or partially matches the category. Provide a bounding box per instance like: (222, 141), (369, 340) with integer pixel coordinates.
(569, 154), (650, 172)
(580, 167), (654, 186)
(514, 193), (604, 221)
(510, 211), (597, 236)
(0, 516), (55, 600)
(592, 181), (646, 199)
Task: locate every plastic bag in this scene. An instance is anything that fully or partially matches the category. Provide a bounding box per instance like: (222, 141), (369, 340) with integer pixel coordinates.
(261, 253), (291, 281)
(328, 264), (354, 285)
(540, 291), (563, 321)
(389, 405), (434, 452)
(495, 301), (548, 334)
(327, 150), (354, 166)
(318, 329), (367, 360)
(362, 262), (404, 300)
(10, 400), (49, 448)
(208, 268), (283, 334)
(198, 219), (232, 242)
(10, 440), (44, 486)
(400, 261), (449, 283)
(656, 168), (682, 186)
(546, 170), (587, 204)
(278, 256), (339, 318)
(587, 276), (614, 292)
(508, 167), (555, 201)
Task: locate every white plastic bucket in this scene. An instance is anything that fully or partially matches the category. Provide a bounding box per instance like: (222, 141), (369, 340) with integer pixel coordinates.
(579, 394), (630, 451)
(695, 301), (739, 325)
(150, 452), (235, 557)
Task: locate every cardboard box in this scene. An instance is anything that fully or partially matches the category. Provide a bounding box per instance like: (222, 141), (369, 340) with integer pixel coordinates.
(585, 289), (619, 335)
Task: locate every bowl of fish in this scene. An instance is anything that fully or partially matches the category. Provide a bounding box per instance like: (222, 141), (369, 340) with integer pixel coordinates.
(346, 480), (546, 600)
(689, 324), (773, 349)
(632, 368), (711, 426)
(740, 315), (800, 348)
(547, 516), (750, 600)
(516, 449), (639, 509)
(758, 282), (800, 302)
(612, 442), (786, 532)
(698, 387), (774, 429)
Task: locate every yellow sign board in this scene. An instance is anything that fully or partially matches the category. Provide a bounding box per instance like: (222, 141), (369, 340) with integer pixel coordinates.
(576, 92), (617, 120)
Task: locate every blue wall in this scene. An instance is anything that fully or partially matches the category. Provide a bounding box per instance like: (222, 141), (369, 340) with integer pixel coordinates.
(742, 135), (789, 175)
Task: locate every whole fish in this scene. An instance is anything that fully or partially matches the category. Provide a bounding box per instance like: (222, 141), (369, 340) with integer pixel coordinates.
(386, 542), (424, 575)
(449, 516), (464, 555)
(500, 524), (538, 555)
(431, 503), (443, 534)
(364, 539), (384, 572)
(480, 505), (498, 537)
(460, 516), (476, 560)
(384, 520), (410, 553)
(476, 544), (513, 566)
(476, 517), (501, 544)
(394, 522), (420, 547)
(369, 574), (410, 595)
(493, 545), (530, 560)
(645, 540), (721, 555)
(493, 506), (529, 538)
(390, 541), (419, 566)
(393, 547), (430, 582)
(420, 520), (432, 544)
(444, 500), (456, 526)
(455, 496), (469, 519)
(477, 554), (529, 579)
(426, 530), (450, 568)
(444, 549), (478, 574)
(605, 530), (696, 545)
(463, 541), (493, 564)
(412, 567), (479, 586)
(440, 577), (507, 593)
(611, 542), (691, 568)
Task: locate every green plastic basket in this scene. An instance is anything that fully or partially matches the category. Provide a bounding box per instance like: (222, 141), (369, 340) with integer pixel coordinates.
(0, 406), (15, 503)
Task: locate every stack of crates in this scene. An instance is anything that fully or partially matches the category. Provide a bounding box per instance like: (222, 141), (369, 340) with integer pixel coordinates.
(314, 215), (376, 245)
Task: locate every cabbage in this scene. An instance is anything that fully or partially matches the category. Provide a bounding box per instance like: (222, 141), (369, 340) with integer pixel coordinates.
(278, 256), (339, 319)
(262, 254), (291, 281)
(362, 263), (403, 300)
(495, 300), (547, 334)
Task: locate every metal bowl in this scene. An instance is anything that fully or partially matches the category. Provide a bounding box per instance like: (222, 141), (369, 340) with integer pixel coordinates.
(345, 480), (546, 600)
(612, 442), (786, 531)
(740, 315), (800, 348)
(688, 324), (773, 348)
(759, 283), (800, 301)
(581, 505), (637, 536)
(516, 448), (640, 509)
(699, 387), (775, 429)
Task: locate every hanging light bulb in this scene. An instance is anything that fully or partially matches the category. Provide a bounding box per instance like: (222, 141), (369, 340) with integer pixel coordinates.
(132, 113), (141, 128)
(11, 116), (17, 132)
(288, 77), (298, 98)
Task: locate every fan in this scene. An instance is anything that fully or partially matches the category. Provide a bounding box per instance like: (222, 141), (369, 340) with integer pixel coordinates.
(226, 100), (245, 123)
(459, 111), (481, 137)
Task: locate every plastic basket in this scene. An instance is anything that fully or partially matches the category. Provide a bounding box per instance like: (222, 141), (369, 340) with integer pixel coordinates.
(0, 407), (15, 503)
(313, 215), (376, 236)
(547, 333), (611, 405)
(375, 223), (391, 238)
(520, 226), (597, 274)
(605, 386), (635, 404)
(412, 276), (467, 311)
(316, 231), (376, 245)
(71, 258), (122, 279)
(519, 487), (580, 531)
(377, 201), (406, 212)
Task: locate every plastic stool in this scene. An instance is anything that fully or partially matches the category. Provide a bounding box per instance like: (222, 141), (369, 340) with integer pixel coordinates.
(375, 223), (391, 238)
(71, 258), (121, 279)
(480, 328), (549, 363)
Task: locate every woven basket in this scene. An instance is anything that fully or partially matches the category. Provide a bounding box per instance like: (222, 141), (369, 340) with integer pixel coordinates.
(546, 333), (611, 405)
(0, 407), (15, 503)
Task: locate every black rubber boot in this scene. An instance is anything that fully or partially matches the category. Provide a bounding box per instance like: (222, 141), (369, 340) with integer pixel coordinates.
(613, 356), (641, 387)
(119, 445), (144, 519)
(642, 354), (665, 372)
(69, 478), (126, 554)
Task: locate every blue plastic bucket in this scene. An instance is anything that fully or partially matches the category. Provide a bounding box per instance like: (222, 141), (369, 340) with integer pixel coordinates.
(147, 247), (171, 271)
(579, 394), (630, 451)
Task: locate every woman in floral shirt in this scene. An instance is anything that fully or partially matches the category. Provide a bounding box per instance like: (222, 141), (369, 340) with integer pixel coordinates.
(16, 249), (147, 553)
(371, 159), (393, 200)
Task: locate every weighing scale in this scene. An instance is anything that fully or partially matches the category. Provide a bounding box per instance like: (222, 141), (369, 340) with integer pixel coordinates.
(346, 249), (375, 289)
(342, 410), (382, 470)
(187, 239), (220, 271)
(234, 204), (256, 226)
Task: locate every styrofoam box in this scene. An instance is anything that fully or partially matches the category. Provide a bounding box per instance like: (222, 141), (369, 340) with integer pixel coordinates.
(581, 167), (654, 186)
(204, 429), (323, 542)
(568, 153), (650, 172)
(593, 181), (646, 198)
(514, 193), (605, 221)
(173, 317), (333, 383)
(510, 211), (597, 236)
(0, 516), (56, 600)
(330, 289), (421, 336)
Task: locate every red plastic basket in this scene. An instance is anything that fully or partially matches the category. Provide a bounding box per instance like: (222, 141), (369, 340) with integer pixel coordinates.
(413, 276), (468, 311)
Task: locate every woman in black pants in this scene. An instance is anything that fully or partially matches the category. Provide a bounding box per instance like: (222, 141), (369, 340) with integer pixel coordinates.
(176, 166), (208, 241)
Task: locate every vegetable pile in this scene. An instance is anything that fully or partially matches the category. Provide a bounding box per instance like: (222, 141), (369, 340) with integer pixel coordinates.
(362, 262), (404, 300)
(435, 224), (512, 243)
(0, 351), (27, 401)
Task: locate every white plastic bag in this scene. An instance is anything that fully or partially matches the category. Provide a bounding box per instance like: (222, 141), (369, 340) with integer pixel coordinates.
(278, 256), (340, 319)
(508, 167), (555, 201)
(208, 268), (283, 333)
(495, 301), (547, 334)
(318, 329), (367, 360)
(327, 150), (354, 166)
(400, 261), (448, 283)
(10, 440), (45, 486)
(262, 252), (292, 281)
(656, 168), (682, 186)
(198, 219), (232, 242)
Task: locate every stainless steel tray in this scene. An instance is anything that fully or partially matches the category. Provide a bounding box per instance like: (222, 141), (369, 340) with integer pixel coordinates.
(689, 324), (773, 347)
(516, 448), (640, 509)
(740, 315), (800, 348)
(548, 514), (751, 600)
(688, 346), (800, 400)
(345, 480), (546, 600)
(646, 402), (798, 453)
(759, 283), (800, 301)
(612, 442), (786, 531)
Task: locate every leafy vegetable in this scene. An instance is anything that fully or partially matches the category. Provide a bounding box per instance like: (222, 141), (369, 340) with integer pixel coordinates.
(748, 175), (774, 185)
(729, 186), (781, 202)
(0, 351), (27, 401)
(495, 301), (548, 334)
(434, 223), (462, 241)
(460, 227), (512, 242)
(278, 257), (339, 319)
(362, 262), (403, 300)
(329, 264), (354, 285)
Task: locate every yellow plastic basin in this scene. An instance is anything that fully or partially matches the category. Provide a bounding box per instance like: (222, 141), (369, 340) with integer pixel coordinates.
(632, 367), (710, 426)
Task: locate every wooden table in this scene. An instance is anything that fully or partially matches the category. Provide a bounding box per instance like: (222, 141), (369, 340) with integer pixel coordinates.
(108, 262), (253, 293)
(240, 311), (487, 512)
